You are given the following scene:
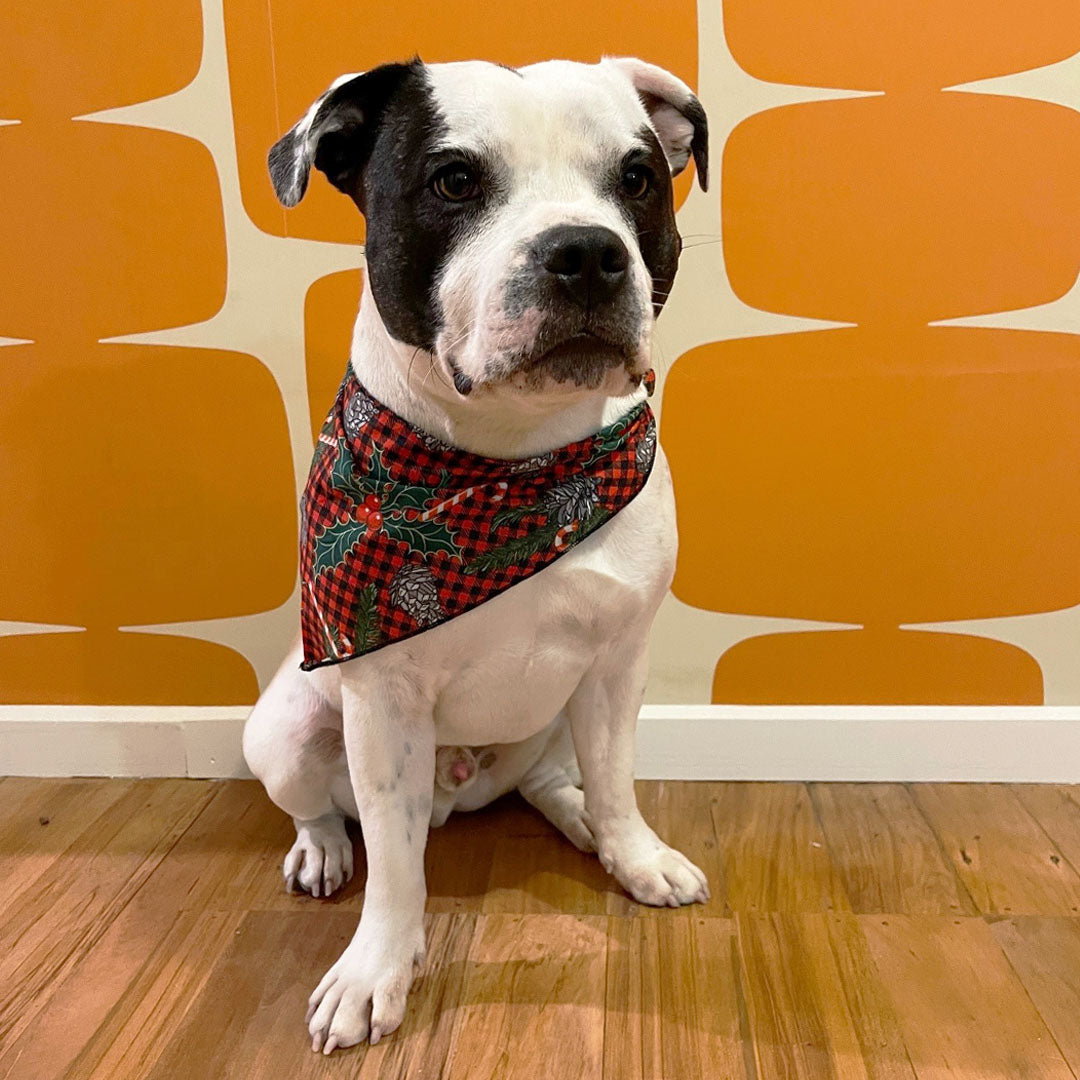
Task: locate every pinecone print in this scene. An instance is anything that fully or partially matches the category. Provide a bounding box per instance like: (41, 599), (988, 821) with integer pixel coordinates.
(390, 563), (445, 627)
(542, 475), (599, 525)
(507, 451), (556, 474)
(636, 423), (657, 472)
(420, 431), (455, 453)
(343, 392), (378, 439)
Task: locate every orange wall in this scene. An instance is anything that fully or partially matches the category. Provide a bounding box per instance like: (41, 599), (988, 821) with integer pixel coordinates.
(2, 1), (1078, 706)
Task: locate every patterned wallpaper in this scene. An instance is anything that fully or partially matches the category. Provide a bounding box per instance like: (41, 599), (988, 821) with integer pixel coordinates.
(2, 1), (1078, 707)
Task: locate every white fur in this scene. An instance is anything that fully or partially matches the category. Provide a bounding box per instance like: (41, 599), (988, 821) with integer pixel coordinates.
(243, 58), (709, 1055)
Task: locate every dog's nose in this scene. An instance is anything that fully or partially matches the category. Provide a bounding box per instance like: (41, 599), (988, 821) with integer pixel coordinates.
(534, 225), (629, 308)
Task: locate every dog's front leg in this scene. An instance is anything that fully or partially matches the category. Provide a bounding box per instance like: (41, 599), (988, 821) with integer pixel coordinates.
(567, 642), (710, 907)
(306, 674), (434, 1054)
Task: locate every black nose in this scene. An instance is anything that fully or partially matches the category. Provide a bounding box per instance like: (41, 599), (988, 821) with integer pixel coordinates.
(533, 225), (629, 309)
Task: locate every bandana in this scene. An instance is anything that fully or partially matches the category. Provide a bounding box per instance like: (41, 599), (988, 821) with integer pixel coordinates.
(299, 368), (657, 670)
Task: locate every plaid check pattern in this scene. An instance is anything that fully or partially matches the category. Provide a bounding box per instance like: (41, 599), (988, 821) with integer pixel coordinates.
(299, 367), (657, 670)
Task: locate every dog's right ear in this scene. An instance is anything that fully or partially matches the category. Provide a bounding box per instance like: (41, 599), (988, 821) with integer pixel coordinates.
(267, 60), (418, 208)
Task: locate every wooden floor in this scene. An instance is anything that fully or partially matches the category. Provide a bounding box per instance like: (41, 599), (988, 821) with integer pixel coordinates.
(3, 779), (1080, 1079)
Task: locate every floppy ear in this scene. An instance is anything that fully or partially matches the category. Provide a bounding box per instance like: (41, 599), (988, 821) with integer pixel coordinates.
(267, 60), (417, 208)
(603, 57), (709, 191)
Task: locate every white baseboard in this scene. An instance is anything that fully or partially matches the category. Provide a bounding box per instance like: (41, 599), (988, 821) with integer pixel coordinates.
(2, 704), (1079, 782)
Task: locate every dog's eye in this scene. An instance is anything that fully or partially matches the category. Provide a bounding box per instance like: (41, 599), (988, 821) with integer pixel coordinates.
(620, 165), (653, 200)
(432, 164), (481, 202)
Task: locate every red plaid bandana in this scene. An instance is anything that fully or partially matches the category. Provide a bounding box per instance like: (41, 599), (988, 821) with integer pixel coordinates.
(299, 368), (658, 670)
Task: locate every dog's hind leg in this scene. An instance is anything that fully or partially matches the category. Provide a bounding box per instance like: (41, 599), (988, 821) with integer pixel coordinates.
(518, 715), (595, 852)
(243, 639), (354, 897)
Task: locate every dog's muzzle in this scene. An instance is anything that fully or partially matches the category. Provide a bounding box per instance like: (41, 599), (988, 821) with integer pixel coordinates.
(490, 224), (645, 388)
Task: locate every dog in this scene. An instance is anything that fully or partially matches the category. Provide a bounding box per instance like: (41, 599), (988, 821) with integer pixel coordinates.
(243, 55), (710, 1054)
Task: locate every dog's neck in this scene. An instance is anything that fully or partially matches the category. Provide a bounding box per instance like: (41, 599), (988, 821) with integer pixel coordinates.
(349, 277), (646, 460)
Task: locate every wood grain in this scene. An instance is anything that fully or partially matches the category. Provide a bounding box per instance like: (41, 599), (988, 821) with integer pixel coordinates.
(0, 779), (215, 1055)
(989, 916), (1080, 1073)
(604, 916), (752, 1080)
(1011, 784), (1080, 879)
(443, 914), (608, 1080)
(738, 913), (915, 1080)
(912, 783), (1080, 915)
(860, 915), (1075, 1080)
(5, 779), (1080, 1079)
(427, 792), (548, 913)
(809, 783), (974, 915)
(0, 778), (139, 906)
(711, 782), (851, 913)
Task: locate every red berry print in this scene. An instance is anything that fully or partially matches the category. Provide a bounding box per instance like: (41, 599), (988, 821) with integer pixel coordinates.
(357, 505), (370, 521)
(364, 494), (382, 511)
(367, 510), (383, 532)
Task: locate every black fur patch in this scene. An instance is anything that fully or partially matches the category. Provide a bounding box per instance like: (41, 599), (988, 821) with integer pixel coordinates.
(620, 126), (682, 315)
(267, 61), (416, 208)
(682, 94), (710, 191)
(356, 69), (501, 351)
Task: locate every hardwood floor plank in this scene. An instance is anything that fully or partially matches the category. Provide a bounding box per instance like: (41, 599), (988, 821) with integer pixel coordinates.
(603, 917), (663, 1080)
(364, 914), (477, 1079)
(56, 910), (243, 1080)
(607, 916), (753, 1080)
(128, 779), (368, 913)
(443, 914), (607, 1080)
(482, 832), (634, 915)
(0, 891), (239, 1080)
(710, 783), (851, 913)
(427, 793), (554, 914)
(0, 778), (139, 907)
(738, 913), (914, 1080)
(860, 915), (1075, 1080)
(140, 910), (474, 1079)
(912, 784), (1080, 915)
(809, 784), (975, 916)
(10, 778), (1080, 1079)
(990, 916), (1080, 1073)
(0, 779), (215, 1056)
(1011, 785), (1080, 880)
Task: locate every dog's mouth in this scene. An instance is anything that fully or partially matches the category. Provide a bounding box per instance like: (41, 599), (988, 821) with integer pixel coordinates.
(530, 331), (629, 369)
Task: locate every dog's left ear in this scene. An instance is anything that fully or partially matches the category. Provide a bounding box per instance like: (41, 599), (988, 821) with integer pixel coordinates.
(267, 60), (418, 208)
(603, 57), (709, 191)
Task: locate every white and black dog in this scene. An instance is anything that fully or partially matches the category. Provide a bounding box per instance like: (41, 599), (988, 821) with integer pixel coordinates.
(243, 56), (709, 1054)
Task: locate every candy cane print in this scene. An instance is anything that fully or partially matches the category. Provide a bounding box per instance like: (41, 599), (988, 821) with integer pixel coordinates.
(420, 480), (508, 521)
(553, 521), (581, 550)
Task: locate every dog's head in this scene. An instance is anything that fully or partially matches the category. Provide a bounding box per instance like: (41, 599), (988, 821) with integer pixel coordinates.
(269, 58), (707, 400)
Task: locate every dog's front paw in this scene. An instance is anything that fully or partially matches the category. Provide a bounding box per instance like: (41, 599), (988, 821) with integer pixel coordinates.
(598, 825), (710, 907)
(306, 925), (425, 1054)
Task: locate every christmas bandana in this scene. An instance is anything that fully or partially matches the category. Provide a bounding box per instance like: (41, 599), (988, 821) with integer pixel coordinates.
(299, 368), (657, 670)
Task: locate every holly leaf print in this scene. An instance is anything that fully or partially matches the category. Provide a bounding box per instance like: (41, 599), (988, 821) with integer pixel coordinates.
(312, 519), (368, 578)
(381, 516), (461, 558)
(329, 438), (372, 503)
(361, 440), (395, 488)
(380, 482), (435, 514)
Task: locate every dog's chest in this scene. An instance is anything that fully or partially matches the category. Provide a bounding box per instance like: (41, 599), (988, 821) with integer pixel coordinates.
(331, 454), (675, 746)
